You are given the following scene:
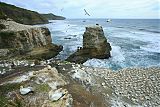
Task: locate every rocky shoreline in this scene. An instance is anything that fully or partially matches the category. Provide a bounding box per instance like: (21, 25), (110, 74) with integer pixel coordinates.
(0, 19), (62, 60)
(0, 19), (160, 107)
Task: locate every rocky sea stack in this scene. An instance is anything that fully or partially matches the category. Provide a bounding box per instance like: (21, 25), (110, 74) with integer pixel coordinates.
(67, 24), (111, 63)
(0, 20), (62, 60)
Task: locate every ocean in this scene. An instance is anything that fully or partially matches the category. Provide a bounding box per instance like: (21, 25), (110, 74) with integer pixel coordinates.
(43, 19), (160, 70)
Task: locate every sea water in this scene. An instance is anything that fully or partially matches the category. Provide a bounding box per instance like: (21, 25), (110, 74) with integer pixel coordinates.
(43, 19), (160, 70)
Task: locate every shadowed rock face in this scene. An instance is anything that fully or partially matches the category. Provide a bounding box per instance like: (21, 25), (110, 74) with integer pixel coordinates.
(67, 25), (111, 63)
(0, 20), (62, 59)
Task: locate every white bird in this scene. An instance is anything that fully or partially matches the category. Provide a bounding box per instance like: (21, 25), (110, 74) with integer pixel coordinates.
(49, 90), (63, 101)
(106, 19), (111, 22)
(47, 65), (52, 70)
(20, 86), (33, 95)
(61, 8), (64, 11)
(30, 63), (35, 67)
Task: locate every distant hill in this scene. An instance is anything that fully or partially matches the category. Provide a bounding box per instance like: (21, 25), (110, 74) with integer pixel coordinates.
(41, 13), (66, 20)
(0, 2), (48, 25)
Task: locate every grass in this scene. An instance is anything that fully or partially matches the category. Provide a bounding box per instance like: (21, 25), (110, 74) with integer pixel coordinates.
(36, 83), (50, 92)
(0, 96), (8, 107)
(62, 61), (71, 64)
(0, 83), (23, 107)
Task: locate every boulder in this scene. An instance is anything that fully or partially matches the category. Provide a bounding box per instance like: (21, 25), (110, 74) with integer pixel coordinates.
(67, 25), (111, 63)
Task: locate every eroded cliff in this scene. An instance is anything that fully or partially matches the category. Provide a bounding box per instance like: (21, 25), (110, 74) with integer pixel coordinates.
(0, 20), (62, 59)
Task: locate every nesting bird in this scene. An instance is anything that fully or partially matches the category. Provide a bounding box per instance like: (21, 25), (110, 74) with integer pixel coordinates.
(20, 86), (33, 95)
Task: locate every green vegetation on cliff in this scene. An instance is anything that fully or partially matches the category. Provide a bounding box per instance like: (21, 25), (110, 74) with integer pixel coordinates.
(41, 13), (66, 20)
(0, 2), (48, 25)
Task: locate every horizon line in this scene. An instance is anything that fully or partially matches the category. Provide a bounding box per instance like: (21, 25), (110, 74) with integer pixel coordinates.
(65, 18), (160, 20)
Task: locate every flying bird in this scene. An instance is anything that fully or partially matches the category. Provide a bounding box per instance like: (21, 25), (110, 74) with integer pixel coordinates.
(84, 9), (90, 16)
(61, 8), (64, 11)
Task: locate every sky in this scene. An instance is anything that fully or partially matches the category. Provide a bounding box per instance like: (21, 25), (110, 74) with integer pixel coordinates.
(1, 0), (160, 19)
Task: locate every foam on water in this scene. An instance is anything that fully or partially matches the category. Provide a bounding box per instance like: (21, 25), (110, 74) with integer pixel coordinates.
(140, 42), (160, 53)
(83, 45), (126, 70)
(46, 20), (84, 59)
(41, 19), (160, 70)
(105, 26), (160, 53)
(110, 45), (125, 62)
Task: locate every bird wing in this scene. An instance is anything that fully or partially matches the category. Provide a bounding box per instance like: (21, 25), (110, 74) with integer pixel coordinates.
(84, 9), (90, 16)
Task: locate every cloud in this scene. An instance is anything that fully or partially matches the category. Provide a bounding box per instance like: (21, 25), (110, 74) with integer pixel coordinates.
(1, 0), (159, 19)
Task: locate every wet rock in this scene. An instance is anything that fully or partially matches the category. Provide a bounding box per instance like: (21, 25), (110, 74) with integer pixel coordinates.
(64, 37), (71, 39)
(67, 24), (111, 63)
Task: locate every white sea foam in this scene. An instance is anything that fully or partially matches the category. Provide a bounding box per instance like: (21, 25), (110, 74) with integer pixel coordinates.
(109, 28), (160, 42)
(42, 19), (160, 70)
(83, 45), (126, 69)
(83, 59), (108, 68)
(108, 27), (160, 54)
(140, 42), (160, 53)
(111, 45), (125, 62)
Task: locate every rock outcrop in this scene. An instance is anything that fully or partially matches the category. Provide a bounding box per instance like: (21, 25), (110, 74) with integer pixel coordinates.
(67, 25), (111, 63)
(0, 66), (73, 107)
(0, 59), (160, 107)
(0, 20), (62, 59)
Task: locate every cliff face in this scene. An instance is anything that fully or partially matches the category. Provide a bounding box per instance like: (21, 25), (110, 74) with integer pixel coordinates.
(0, 2), (48, 25)
(0, 20), (62, 59)
(83, 25), (111, 58)
(0, 27), (51, 50)
(41, 13), (66, 20)
(67, 25), (111, 63)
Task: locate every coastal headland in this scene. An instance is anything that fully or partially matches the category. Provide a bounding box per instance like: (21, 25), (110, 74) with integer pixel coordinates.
(0, 2), (159, 107)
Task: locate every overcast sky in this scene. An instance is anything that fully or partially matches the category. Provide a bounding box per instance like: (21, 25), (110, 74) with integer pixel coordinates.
(1, 0), (160, 19)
